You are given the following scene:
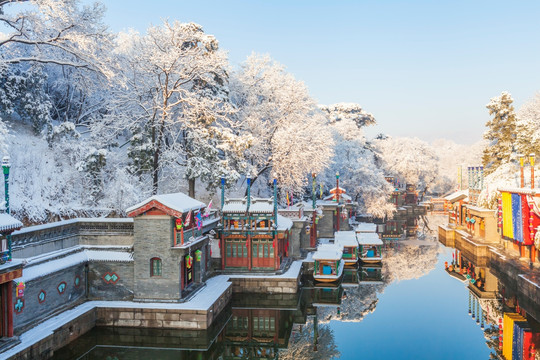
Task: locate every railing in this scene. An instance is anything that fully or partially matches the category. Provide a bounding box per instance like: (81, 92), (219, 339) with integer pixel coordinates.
(11, 218), (134, 250)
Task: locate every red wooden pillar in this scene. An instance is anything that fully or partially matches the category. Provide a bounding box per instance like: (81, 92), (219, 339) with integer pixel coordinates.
(273, 310), (279, 342)
(5, 282), (13, 337)
(221, 235), (225, 270)
(274, 235), (278, 270)
(311, 210), (317, 247)
(248, 235), (252, 270)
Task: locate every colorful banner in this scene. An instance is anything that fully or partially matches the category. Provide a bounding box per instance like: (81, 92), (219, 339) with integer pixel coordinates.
(512, 193), (523, 243)
(502, 192), (514, 239)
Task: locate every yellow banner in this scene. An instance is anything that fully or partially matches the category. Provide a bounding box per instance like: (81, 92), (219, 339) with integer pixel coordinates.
(502, 192), (513, 239)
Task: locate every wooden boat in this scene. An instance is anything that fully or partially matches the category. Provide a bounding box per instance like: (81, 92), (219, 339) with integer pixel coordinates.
(335, 231), (358, 266)
(313, 244), (344, 283)
(357, 232), (383, 263)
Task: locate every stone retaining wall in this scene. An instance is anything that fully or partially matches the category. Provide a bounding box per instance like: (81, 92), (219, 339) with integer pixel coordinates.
(97, 283), (232, 330)
(438, 225), (455, 247)
(230, 276), (299, 294)
(453, 230), (490, 267)
(8, 308), (97, 360)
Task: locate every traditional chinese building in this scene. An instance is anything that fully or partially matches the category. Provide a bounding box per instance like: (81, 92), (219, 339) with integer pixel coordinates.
(0, 213), (23, 340)
(219, 179), (292, 271)
(445, 189), (468, 226)
(126, 192), (219, 301)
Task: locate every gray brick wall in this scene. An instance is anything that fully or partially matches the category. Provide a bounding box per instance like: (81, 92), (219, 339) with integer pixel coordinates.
(133, 216), (181, 301)
(318, 207), (336, 238)
(88, 262), (134, 301)
(13, 264), (86, 334)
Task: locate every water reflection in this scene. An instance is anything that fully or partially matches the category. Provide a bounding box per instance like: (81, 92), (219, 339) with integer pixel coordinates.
(445, 248), (540, 360)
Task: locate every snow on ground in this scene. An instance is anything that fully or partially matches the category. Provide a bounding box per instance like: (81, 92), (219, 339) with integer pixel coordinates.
(228, 258), (303, 279)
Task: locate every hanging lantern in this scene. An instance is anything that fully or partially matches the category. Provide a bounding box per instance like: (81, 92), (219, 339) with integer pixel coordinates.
(305, 225), (311, 235)
(175, 218), (183, 230)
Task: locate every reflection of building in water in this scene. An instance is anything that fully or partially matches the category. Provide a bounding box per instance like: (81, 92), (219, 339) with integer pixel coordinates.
(342, 267), (359, 286)
(220, 292), (297, 359)
(445, 249), (498, 297)
(443, 249), (540, 360)
(359, 265), (383, 285)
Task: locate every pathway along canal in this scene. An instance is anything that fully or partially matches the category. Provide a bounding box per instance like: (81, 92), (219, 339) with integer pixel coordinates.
(52, 216), (531, 359)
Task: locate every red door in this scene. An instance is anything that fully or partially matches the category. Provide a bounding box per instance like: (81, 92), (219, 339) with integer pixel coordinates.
(252, 239), (274, 268)
(225, 239), (249, 268)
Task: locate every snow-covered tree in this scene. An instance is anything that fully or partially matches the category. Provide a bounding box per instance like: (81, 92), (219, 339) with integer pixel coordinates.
(482, 91), (517, 175)
(108, 21), (249, 196)
(374, 136), (439, 199)
(319, 102), (375, 128)
(280, 316), (340, 360)
(230, 54), (333, 195)
(0, 66), (52, 133)
(430, 139), (485, 195)
(0, 117), (8, 155)
(0, 0), (114, 75)
(321, 104), (394, 218)
(516, 92), (540, 157)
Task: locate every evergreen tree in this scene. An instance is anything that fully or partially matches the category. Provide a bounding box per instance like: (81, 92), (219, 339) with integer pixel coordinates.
(482, 91), (517, 174)
(516, 92), (540, 157)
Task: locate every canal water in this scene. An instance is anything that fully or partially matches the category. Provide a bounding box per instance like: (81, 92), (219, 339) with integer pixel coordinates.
(52, 216), (523, 359)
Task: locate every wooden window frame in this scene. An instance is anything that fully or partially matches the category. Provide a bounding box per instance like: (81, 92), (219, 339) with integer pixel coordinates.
(150, 257), (162, 277)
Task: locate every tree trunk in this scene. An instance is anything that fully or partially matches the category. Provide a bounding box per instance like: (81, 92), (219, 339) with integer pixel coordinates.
(189, 178), (195, 198)
(152, 151), (159, 195)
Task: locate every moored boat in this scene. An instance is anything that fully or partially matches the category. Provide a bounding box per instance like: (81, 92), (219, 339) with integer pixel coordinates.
(313, 244), (345, 283)
(357, 232), (383, 263)
(335, 231), (359, 266)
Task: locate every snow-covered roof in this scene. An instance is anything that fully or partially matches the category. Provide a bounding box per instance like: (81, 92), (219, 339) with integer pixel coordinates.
(317, 200), (339, 207)
(277, 214), (293, 231)
(498, 187), (540, 195)
(444, 190), (468, 203)
(222, 198), (247, 213)
(12, 218), (132, 236)
(86, 250), (133, 262)
(126, 192), (205, 217)
(250, 198), (274, 213)
(14, 246), (133, 282)
(356, 232), (383, 245)
(335, 231), (358, 247)
(323, 193), (352, 201)
(222, 197), (276, 214)
(313, 244), (343, 260)
(355, 222), (377, 233)
(329, 187), (347, 193)
(466, 205), (496, 213)
(0, 213), (23, 233)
